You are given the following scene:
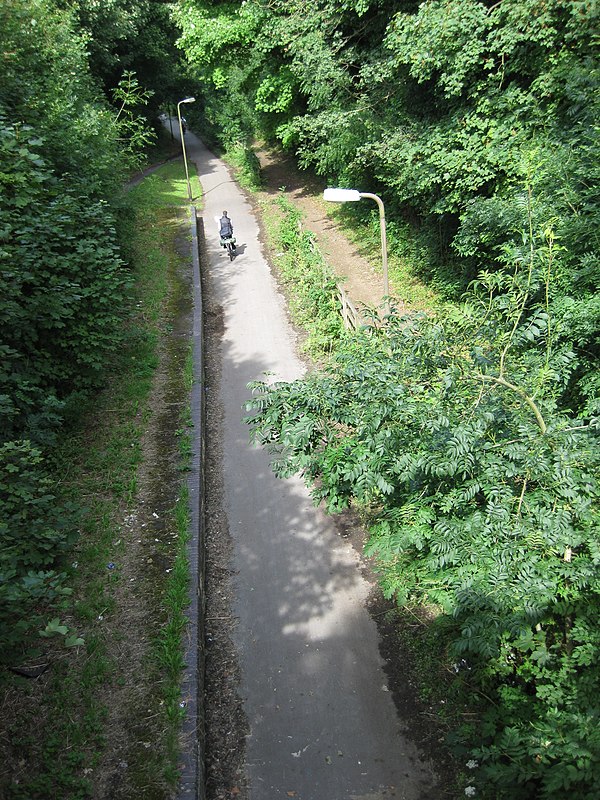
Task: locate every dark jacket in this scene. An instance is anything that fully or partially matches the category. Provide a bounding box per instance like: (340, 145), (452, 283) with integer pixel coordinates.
(219, 216), (233, 238)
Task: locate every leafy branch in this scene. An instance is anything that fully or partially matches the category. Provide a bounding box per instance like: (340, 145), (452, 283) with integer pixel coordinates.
(479, 374), (547, 433)
(110, 70), (156, 163)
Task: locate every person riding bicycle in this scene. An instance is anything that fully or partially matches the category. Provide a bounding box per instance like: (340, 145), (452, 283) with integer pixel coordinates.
(219, 212), (236, 258)
(218, 211), (237, 259)
(219, 211), (234, 241)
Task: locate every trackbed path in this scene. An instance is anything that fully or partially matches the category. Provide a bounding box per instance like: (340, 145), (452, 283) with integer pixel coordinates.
(184, 126), (439, 799)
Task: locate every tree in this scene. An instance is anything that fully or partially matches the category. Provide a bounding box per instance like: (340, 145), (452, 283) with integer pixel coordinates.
(174, 0), (599, 392)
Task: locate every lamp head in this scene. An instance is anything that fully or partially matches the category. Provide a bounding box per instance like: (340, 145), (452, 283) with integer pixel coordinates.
(323, 188), (361, 203)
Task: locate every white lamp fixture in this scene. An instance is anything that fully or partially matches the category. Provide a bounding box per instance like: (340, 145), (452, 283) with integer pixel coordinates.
(323, 188), (362, 203)
(324, 187), (389, 301)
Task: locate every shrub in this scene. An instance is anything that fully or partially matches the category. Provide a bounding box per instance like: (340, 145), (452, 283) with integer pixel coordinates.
(0, 441), (76, 663)
(246, 241), (600, 795)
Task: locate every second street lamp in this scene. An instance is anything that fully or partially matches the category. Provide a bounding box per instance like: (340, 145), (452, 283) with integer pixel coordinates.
(177, 96), (196, 202)
(323, 188), (389, 301)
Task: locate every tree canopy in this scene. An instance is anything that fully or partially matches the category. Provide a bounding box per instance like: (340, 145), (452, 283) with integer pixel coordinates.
(0, 0), (186, 667)
(172, 0), (600, 795)
(174, 0), (599, 407)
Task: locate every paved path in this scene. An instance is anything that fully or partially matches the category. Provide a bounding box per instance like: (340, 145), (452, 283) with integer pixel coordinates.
(181, 126), (438, 800)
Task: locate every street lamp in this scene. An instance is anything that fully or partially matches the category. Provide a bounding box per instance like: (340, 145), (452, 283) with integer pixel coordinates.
(177, 97), (196, 202)
(323, 188), (389, 300)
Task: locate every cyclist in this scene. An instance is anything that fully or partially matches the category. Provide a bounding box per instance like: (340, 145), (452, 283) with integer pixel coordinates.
(219, 211), (234, 240)
(218, 211), (236, 258)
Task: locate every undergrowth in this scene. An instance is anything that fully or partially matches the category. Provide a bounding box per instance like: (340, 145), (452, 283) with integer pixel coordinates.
(0, 159), (197, 798)
(260, 194), (346, 355)
(224, 142), (263, 190)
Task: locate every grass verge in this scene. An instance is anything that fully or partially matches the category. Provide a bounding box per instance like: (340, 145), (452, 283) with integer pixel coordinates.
(224, 142), (263, 190)
(262, 194), (346, 356)
(0, 159), (197, 799)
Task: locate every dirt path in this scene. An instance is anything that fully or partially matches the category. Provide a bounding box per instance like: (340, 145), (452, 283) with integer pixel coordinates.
(255, 147), (388, 312)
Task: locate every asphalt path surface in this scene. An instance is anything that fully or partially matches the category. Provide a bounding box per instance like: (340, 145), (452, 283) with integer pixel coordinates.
(181, 125), (438, 800)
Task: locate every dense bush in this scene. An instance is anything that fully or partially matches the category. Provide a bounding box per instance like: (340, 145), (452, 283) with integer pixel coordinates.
(0, 0), (160, 661)
(0, 442), (76, 665)
(0, 118), (129, 447)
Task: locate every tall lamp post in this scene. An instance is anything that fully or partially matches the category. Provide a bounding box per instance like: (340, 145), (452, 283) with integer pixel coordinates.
(177, 96), (196, 202)
(323, 188), (389, 301)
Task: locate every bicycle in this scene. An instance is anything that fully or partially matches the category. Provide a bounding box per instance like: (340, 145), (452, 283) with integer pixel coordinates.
(221, 236), (237, 261)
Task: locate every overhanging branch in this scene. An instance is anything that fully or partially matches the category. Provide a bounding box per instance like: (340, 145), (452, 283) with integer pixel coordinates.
(480, 375), (547, 434)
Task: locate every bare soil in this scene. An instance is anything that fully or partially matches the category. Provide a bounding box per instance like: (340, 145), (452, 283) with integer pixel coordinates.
(255, 146), (388, 312)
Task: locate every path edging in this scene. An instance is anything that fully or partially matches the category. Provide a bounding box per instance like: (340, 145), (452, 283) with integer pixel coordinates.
(177, 205), (206, 800)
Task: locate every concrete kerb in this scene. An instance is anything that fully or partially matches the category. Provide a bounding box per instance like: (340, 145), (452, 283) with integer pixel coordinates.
(177, 205), (206, 800)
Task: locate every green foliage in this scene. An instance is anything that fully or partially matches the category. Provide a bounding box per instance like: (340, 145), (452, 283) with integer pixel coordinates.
(39, 618), (84, 648)
(2, 0), (125, 198)
(0, 442), (76, 572)
(0, 116), (130, 446)
(385, 0), (489, 108)
(171, 0), (266, 143)
(0, 0), (154, 432)
(174, 0), (599, 402)
(70, 0), (186, 113)
(280, 108), (370, 182)
(255, 71), (295, 114)
(111, 70), (157, 169)
(246, 226), (600, 794)
(271, 196), (345, 353)
(0, 441), (76, 663)
(173, 0), (265, 68)
(225, 142), (263, 190)
(0, 0), (158, 667)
